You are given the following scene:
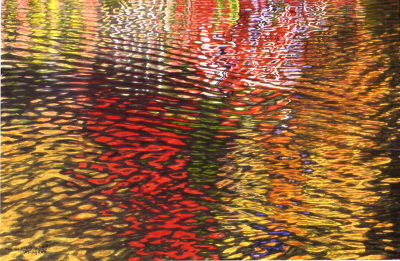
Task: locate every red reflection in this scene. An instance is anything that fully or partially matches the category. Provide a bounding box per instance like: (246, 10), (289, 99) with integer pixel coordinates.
(75, 87), (221, 260)
(71, 0), (327, 259)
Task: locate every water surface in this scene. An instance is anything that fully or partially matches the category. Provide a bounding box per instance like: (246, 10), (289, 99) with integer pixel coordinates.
(1, 0), (400, 260)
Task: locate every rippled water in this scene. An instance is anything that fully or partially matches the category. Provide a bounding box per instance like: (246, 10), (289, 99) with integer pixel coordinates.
(1, 0), (399, 260)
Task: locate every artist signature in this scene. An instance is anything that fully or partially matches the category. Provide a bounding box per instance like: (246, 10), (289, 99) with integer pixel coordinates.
(3, 244), (50, 255)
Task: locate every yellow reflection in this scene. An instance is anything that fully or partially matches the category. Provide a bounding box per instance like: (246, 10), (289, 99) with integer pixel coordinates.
(214, 0), (398, 259)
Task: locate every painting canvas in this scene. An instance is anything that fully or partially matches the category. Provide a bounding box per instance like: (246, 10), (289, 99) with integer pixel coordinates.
(1, 0), (399, 260)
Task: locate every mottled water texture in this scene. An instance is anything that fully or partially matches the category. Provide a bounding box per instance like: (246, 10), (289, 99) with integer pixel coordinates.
(1, 0), (400, 260)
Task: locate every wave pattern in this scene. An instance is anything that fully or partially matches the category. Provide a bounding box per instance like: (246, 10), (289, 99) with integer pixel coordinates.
(1, 0), (400, 260)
